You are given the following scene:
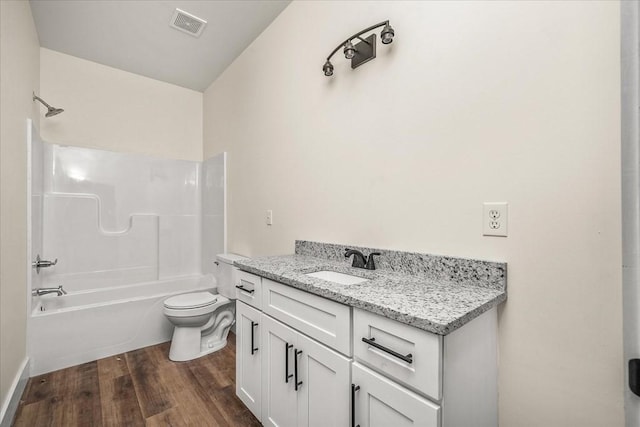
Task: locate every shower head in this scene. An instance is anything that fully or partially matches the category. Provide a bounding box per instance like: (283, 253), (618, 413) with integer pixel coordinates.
(45, 107), (64, 117)
(33, 92), (64, 118)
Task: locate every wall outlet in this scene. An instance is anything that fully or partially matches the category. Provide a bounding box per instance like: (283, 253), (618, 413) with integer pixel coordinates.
(266, 209), (273, 226)
(483, 202), (508, 237)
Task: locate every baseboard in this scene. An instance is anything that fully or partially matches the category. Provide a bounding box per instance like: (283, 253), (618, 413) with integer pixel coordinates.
(0, 358), (29, 427)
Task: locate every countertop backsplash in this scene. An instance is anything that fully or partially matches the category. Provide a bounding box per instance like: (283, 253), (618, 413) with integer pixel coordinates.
(294, 240), (506, 292)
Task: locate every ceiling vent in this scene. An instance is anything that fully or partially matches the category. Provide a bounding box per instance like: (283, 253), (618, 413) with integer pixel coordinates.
(169, 8), (207, 37)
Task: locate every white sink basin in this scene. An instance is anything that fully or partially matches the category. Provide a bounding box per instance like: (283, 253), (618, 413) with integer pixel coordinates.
(305, 270), (368, 285)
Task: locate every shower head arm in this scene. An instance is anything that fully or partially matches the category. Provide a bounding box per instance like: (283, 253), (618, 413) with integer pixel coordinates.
(32, 92), (53, 109)
(33, 92), (64, 117)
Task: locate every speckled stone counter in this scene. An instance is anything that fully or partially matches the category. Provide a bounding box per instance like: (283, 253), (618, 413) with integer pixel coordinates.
(235, 241), (507, 335)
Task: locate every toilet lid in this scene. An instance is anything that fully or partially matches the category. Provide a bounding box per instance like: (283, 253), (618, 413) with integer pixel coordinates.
(164, 292), (218, 309)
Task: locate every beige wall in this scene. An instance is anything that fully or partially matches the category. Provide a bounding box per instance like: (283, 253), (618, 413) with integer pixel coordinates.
(40, 48), (203, 161)
(204, 1), (623, 425)
(0, 0), (40, 412)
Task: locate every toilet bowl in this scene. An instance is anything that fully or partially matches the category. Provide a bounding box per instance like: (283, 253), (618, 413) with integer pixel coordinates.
(163, 253), (248, 362)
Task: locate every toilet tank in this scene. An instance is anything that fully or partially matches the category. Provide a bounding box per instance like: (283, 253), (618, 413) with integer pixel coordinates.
(215, 253), (249, 298)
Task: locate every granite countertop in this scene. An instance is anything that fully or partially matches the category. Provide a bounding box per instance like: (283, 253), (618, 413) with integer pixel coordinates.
(234, 241), (507, 335)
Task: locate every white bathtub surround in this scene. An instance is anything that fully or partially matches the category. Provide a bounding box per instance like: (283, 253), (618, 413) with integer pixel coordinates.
(39, 143), (206, 291)
(30, 141), (226, 292)
(27, 134), (228, 374)
(29, 275), (213, 375)
(29, 126), (44, 303)
(202, 153), (227, 275)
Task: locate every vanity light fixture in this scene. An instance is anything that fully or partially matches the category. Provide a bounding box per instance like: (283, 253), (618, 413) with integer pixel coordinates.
(323, 20), (395, 76)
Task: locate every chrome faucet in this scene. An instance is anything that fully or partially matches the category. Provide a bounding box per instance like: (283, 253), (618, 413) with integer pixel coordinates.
(32, 285), (66, 296)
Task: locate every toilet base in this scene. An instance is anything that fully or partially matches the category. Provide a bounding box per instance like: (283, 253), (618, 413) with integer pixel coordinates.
(168, 318), (233, 362)
(169, 330), (230, 361)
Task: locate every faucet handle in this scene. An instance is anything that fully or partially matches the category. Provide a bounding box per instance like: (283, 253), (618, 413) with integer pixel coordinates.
(32, 255), (58, 274)
(365, 252), (381, 270)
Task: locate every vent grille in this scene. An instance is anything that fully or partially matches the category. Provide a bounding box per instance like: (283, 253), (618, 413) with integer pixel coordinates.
(170, 8), (207, 37)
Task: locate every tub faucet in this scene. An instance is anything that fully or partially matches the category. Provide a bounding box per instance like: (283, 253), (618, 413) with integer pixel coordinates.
(32, 285), (66, 296)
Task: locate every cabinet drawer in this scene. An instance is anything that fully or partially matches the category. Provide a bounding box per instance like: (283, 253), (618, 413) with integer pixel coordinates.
(354, 308), (442, 401)
(262, 279), (351, 356)
(236, 271), (262, 310)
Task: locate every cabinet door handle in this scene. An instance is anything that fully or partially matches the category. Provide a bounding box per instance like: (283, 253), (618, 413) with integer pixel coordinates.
(285, 343), (293, 383)
(631, 359), (640, 397)
(235, 284), (254, 294)
(250, 321), (259, 355)
(351, 383), (360, 427)
(294, 349), (303, 391)
(362, 337), (413, 364)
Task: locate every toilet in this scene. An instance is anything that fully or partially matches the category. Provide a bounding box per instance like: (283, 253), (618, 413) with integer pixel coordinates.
(163, 253), (248, 361)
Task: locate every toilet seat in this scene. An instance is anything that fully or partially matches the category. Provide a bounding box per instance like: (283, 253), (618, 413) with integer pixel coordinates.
(164, 292), (218, 310)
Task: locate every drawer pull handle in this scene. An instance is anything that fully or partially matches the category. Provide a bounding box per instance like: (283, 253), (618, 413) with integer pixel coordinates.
(294, 349), (303, 391)
(351, 383), (360, 427)
(250, 321), (259, 355)
(285, 343), (293, 383)
(362, 337), (413, 364)
(235, 284), (255, 294)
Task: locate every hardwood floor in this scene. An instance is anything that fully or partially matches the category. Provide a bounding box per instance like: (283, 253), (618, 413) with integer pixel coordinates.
(13, 333), (261, 427)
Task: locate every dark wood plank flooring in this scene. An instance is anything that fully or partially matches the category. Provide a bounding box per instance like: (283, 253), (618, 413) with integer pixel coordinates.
(12, 333), (260, 427)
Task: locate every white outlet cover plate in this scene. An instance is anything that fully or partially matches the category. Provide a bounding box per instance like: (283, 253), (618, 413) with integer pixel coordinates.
(483, 202), (508, 237)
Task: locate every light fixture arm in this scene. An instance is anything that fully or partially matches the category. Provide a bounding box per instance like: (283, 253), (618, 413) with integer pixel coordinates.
(325, 20), (389, 61)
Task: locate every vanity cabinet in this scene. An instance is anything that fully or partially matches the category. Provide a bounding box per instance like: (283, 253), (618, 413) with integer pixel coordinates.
(236, 270), (499, 427)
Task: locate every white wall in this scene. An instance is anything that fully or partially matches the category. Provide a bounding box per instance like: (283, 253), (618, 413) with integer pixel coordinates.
(0, 0), (40, 418)
(39, 48), (203, 161)
(204, 1), (623, 425)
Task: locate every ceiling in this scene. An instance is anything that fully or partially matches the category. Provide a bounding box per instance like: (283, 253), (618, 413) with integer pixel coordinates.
(30, 0), (290, 92)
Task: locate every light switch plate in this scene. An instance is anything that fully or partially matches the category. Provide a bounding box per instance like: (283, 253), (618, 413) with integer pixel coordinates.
(483, 202), (508, 237)
(266, 209), (273, 226)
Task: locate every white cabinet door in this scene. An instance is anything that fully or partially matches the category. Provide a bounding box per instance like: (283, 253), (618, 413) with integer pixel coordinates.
(236, 301), (262, 421)
(352, 362), (440, 427)
(297, 333), (351, 427)
(261, 314), (299, 427)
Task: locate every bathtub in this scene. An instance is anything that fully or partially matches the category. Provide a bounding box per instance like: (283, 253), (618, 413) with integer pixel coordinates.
(29, 275), (214, 375)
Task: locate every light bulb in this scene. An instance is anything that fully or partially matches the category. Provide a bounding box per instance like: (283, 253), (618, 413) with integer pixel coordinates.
(343, 41), (356, 60)
(381, 23), (395, 44)
(323, 60), (334, 76)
